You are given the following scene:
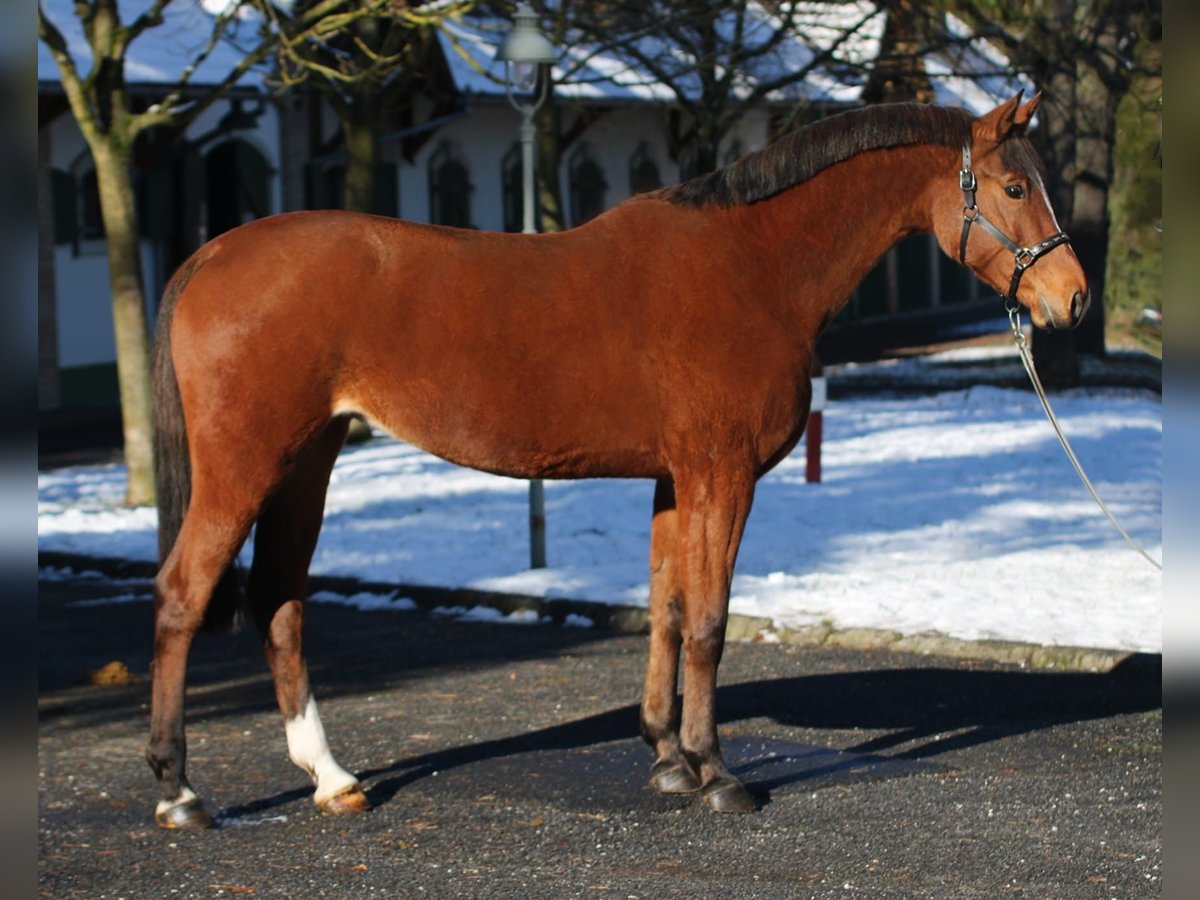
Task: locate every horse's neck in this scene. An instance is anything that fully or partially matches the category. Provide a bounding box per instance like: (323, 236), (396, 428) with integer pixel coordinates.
(732, 143), (946, 333)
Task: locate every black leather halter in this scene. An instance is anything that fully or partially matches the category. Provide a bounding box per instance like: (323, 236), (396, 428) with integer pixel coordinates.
(958, 144), (1071, 303)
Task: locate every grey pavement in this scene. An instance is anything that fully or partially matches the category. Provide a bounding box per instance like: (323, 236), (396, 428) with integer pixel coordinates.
(39, 570), (1160, 899)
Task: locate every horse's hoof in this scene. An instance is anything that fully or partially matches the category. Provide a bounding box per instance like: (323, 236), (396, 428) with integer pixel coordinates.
(317, 784), (371, 816)
(702, 778), (756, 813)
(155, 797), (215, 829)
(650, 760), (701, 794)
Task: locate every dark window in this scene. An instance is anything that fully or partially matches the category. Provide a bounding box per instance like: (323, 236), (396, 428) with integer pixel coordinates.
(51, 169), (77, 245)
(568, 146), (607, 226)
(205, 140), (270, 238)
(429, 142), (473, 228)
(373, 161), (398, 218)
(723, 140), (744, 167)
(54, 159), (104, 253)
(78, 168), (103, 240)
(307, 163), (345, 211)
(676, 144), (699, 183)
(629, 143), (662, 195)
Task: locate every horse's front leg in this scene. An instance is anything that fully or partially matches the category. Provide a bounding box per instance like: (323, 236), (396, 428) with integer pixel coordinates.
(641, 479), (701, 794)
(675, 464), (757, 813)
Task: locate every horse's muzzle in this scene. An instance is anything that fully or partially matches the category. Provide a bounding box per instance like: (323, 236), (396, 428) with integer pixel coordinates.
(1039, 289), (1089, 330)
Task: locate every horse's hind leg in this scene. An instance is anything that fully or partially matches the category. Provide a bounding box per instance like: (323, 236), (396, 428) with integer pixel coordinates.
(641, 479), (701, 794)
(246, 419), (369, 815)
(149, 481), (262, 828)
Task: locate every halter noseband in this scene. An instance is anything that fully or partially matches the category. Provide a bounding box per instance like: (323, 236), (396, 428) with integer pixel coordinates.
(958, 144), (1071, 304)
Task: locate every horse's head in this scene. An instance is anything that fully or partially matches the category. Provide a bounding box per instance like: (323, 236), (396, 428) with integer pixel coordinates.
(933, 93), (1088, 330)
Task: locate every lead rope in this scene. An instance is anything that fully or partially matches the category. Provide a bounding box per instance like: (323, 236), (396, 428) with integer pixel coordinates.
(1006, 302), (1162, 571)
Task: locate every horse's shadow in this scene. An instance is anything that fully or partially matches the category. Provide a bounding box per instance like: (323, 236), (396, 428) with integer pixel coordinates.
(219, 655), (1159, 819)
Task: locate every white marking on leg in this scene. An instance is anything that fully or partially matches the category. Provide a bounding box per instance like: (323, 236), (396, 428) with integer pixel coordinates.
(285, 696), (359, 804)
(155, 784), (198, 817)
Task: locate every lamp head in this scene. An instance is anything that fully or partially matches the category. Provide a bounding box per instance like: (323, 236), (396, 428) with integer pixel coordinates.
(496, 2), (557, 82)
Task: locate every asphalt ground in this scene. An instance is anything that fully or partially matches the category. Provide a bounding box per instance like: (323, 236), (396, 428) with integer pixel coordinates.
(39, 571), (1161, 899)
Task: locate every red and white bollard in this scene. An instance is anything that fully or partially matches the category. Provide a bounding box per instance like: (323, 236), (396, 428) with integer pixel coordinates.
(806, 355), (825, 483)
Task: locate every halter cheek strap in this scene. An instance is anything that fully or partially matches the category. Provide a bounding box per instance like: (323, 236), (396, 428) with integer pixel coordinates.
(958, 144), (1071, 303)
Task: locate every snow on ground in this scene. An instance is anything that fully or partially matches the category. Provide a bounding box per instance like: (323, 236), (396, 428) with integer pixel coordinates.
(39, 356), (1162, 652)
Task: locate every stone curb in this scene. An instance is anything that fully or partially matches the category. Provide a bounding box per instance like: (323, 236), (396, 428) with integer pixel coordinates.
(39, 550), (1159, 678)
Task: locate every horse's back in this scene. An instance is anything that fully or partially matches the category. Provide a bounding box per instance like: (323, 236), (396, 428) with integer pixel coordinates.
(167, 210), (675, 478)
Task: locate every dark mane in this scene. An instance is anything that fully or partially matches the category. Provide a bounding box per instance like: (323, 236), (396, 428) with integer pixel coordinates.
(657, 102), (974, 208)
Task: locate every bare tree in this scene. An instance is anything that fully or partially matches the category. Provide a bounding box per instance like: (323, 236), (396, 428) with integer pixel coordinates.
(38, 0), (279, 505)
(258, 1), (476, 214)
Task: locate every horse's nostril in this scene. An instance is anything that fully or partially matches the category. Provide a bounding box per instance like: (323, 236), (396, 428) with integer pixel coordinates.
(1070, 290), (1087, 325)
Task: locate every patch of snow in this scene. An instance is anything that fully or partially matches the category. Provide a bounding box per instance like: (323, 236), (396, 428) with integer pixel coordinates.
(308, 590), (418, 613)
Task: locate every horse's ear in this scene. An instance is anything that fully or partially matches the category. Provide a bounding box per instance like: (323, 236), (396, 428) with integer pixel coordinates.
(1013, 91), (1042, 130)
(972, 92), (1024, 148)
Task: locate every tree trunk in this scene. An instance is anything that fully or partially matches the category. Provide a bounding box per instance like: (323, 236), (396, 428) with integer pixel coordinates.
(1066, 4), (1124, 357)
(862, 0), (935, 104)
(1103, 38), (1160, 351)
(93, 139), (156, 506)
(340, 91), (379, 214)
(1029, 0), (1083, 387)
(536, 102), (564, 234)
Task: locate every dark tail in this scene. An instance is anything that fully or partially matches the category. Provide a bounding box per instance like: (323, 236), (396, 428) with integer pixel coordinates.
(152, 251), (244, 633)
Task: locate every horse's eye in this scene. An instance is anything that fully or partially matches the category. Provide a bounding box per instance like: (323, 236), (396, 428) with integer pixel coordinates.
(1005, 184), (1026, 200)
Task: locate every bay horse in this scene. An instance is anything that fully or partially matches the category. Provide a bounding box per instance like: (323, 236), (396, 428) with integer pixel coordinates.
(148, 93), (1087, 827)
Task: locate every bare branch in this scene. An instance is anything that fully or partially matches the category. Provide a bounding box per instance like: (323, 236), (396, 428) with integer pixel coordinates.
(38, 2), (103, 144)
(129, 8), (277, 135)
(123, 0), (172, 44)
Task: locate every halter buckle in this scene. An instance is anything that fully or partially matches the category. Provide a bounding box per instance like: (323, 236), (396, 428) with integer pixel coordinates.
(959, 169), (976, 193)
(1014, 248), (1035, 268)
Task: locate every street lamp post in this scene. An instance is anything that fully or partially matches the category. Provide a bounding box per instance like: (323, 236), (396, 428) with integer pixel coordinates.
(496, 3), (557, 570)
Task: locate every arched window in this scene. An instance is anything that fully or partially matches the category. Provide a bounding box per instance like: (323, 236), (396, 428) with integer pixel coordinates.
(501, 142), (523, 232)
(568, 144), (607, 226)
(628, 142), (662, 195)
(205, 139), (271, 238)
(428, 142), (474, 228)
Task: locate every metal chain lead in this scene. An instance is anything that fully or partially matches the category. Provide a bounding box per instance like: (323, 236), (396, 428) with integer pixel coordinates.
(1006, 302), (1162, 571)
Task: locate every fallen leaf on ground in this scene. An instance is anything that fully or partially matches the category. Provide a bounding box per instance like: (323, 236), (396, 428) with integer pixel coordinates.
(89, 661), (137, 685)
